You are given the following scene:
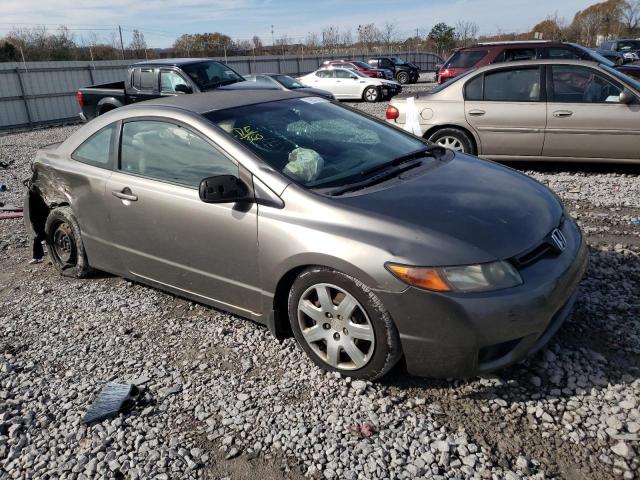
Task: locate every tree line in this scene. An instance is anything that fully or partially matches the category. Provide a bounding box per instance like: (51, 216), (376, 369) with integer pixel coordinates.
(2, 0), (639, 63)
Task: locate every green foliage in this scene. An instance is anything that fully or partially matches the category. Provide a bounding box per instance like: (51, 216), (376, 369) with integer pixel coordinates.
(428, 23), (456, 54)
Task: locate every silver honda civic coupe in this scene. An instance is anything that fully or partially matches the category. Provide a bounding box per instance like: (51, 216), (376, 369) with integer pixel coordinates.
(24, 90), (588, 380)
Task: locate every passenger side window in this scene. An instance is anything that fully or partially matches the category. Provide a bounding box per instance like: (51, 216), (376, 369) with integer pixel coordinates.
(254, 75), (277, 86)
(139, 69), (155, 91)
(316, 70), (333, 78)
(550, 65), (623, 103)
(335, 70), (354, 79)
(72, 124), (115, 169)
(160, 71), (189, 93)
(500, 48), (537, 62)
(380, 59), (393, 68)
(540, 48), (580, 60)
(465, 75), (483, 100)
(120, 121), (238, 187)
(484, 68), (541, 102)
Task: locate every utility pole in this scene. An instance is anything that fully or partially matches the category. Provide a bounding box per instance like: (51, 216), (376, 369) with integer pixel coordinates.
(118, 25), (125, 60)
(271, 24), (275, 46)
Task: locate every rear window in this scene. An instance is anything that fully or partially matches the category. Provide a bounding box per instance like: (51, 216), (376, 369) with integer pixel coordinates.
(139, 69), (155, 90)
(445, 50), (488, 68)
(484, 68), (541, 102)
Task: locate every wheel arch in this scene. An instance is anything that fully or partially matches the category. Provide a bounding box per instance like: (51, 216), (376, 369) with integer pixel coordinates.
(423, 124), (480, 155)
(269, 255), (388, 339)
(25, 186), (71, 259)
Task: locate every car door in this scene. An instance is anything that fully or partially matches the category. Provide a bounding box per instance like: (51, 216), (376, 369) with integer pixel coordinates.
(66, 123), (118, 271)
(464, 66), (546, 156)
(104, 119), (261, 314)
(159, 69), (192, 96)
(129, 67), (158, 103)
(334, 69), (362, 98)
(313, 70), (342, 96)
(543, 64), (640, 160)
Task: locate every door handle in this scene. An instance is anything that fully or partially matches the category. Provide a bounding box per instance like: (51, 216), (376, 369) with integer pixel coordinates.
(553, 110), (573, 117)
(112, 189), (138, 202)
(468, 109), (486, 116)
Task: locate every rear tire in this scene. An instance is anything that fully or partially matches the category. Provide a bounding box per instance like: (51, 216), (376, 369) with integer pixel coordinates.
(428, 128), (475, 155)
(396, 71), (409, 84)
(44, 206), (93, 278)
(363, 86), (380, 103)
(288, 267), (402, 381)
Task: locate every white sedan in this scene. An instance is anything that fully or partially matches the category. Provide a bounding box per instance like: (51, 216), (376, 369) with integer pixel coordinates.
(298, 67), (401, 102)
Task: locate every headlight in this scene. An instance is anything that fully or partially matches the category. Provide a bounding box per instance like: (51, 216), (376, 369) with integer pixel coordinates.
(386, 261), (522, 293)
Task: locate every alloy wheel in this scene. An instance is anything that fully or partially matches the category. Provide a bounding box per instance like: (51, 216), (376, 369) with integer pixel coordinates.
(297, 283), (375, 370)
(365, 88), (379, 102)
(436, 136), (465, 152)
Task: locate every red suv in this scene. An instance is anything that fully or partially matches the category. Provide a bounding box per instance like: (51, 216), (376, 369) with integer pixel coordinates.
(322, 60), (394, 80)
(437, 40), (640, 83)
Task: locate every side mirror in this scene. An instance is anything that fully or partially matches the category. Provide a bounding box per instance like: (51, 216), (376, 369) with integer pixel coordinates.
(435, 63), (443, 71)
(619, 88), (636, 105)
(199, 175), (251, 203)
(175, 84), (193, 94)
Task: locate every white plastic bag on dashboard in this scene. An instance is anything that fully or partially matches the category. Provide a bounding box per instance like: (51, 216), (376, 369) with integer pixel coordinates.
(403, 97), (422, 137)
(283, 148), (324, 182)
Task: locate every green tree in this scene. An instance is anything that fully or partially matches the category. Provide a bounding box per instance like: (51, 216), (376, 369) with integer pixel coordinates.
(428, 22), (455, 56)
(0, 41), (18, 61)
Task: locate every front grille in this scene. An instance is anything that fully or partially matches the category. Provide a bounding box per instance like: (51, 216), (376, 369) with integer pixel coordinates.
(511, 218), (566, 268)
(513, 242), (554, 267)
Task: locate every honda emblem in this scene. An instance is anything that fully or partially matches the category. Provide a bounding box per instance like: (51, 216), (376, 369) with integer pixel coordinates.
(550, 228), (567, 252)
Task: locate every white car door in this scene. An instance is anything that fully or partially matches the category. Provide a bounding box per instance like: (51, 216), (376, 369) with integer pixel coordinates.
(334, 69), (363, 98)
(303, 70), (335, 92)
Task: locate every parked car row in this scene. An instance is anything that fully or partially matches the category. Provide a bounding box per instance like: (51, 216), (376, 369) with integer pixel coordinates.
(77, 55), (416, 120)
(597, 38), (640, 64)
(436, 40), (640, 84)
(388, 59), (640, 163)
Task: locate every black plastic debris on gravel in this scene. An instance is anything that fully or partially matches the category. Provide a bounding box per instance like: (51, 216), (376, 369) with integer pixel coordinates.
(83, 383), (140, 424)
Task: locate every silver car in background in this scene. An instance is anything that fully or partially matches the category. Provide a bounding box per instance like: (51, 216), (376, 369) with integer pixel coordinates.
(387, 59), (640, 163)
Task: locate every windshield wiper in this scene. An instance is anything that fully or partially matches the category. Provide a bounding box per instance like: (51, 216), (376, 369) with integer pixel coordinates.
(359, 147), (434, 178)
(328, 158), (424, 196)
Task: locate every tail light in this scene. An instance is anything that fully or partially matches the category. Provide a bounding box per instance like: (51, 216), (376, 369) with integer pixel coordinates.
(76, 90), (83, 107)
(386, 105), (399, 120)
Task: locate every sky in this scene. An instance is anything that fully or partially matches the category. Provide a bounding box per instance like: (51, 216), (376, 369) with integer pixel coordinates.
(4, 0), (593, 47)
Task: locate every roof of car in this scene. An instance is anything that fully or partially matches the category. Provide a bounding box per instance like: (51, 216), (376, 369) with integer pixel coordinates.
(131, 58), (223, 66)
(136, 89), (310, 114)
(463, 40), (566, 50)
(467, 58), (612, 74)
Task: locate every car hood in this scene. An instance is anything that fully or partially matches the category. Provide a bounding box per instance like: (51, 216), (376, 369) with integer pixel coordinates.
(332, 154), (563, 265)
(617, 63), (640, 72)
(295, 87), (334, 98)
(218, 81), (278, 91)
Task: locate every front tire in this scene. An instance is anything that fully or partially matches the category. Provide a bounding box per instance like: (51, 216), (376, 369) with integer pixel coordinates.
(44, 206), (93, 278)
(428, 128), (475, 155)
(363, 86), (380, 103)
(396, 71), (409, 84)
(288, 267), (402, 380)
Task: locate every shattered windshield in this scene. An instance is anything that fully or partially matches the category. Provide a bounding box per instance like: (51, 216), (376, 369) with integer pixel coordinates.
(205, 98), (429, 188)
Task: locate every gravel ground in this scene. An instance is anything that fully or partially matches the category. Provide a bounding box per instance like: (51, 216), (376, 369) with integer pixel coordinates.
(1, 76), (639, 479)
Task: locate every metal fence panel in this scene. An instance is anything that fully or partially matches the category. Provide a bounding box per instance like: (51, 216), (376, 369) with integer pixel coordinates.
(0, 51), (442, 131)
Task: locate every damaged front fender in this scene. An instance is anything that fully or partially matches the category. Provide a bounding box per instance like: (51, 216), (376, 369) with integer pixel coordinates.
(23, 179), (47, 261)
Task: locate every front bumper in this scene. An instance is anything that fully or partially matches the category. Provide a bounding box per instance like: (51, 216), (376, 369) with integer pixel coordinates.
(381, 85), (402, 99)
(376, 220), (589, 378)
